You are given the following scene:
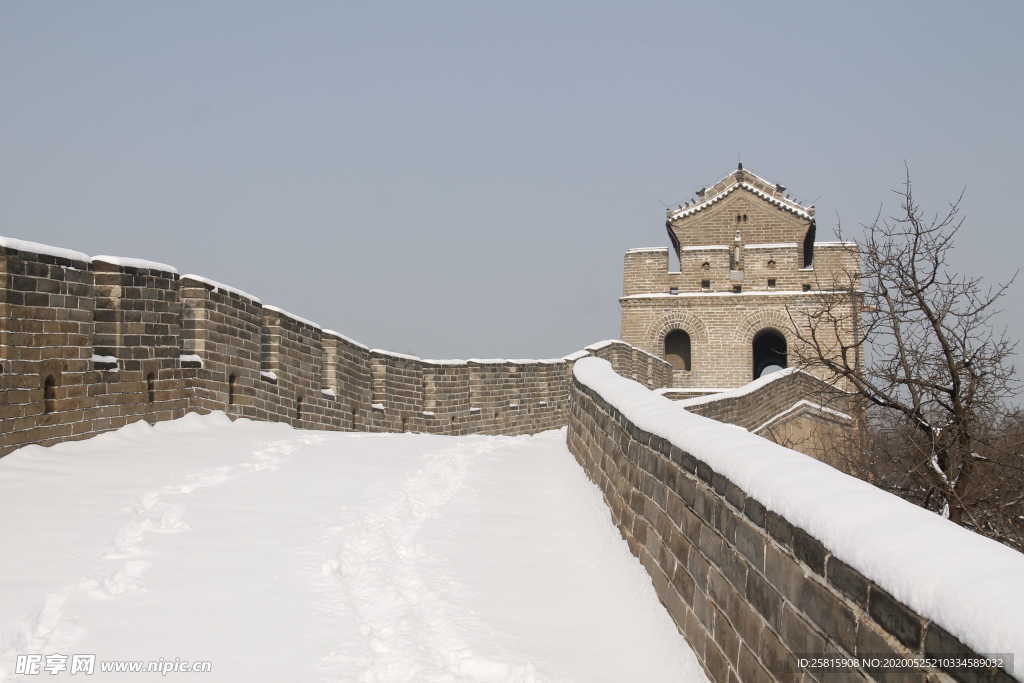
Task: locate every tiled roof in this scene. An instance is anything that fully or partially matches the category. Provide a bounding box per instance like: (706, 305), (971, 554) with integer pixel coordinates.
(668, 168), (814, 221)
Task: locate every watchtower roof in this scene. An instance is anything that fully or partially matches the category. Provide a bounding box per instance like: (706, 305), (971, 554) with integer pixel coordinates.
(667, 164), (815, 222)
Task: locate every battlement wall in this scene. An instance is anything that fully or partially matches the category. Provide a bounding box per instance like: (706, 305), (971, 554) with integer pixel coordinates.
(0, 237), (673, 455)
(668, 368), (855, 433)
(661, 368), (859, 468)
(568, 357), (1021, 683)
(623, 248), (671, 296)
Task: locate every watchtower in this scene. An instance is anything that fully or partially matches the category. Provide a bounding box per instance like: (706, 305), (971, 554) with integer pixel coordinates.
(620, 164), (859, 389)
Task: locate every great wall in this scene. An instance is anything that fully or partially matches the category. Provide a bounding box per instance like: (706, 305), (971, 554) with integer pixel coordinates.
(3, 234), (1021, 683)
(0, 236), (678, 454)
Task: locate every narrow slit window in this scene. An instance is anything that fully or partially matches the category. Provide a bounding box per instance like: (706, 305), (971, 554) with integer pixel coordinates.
(43, 375), (57, 414)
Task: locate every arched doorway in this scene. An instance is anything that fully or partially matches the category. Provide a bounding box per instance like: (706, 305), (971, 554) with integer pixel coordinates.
(664, 330), (692, 372)
(752, 328), (787, 379)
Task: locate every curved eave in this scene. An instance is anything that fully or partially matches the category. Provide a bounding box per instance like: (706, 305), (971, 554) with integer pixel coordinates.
(668, 183), (813, 222)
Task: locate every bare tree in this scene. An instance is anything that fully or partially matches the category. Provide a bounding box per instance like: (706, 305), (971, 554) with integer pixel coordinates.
(788, 168), (1021, 545)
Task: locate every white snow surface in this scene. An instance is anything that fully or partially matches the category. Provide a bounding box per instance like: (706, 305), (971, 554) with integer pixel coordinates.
(90, 256), (178, 274)
(0, 415), (707, 682)
(669, 182), (813, 221)
(177, 354), (203, 367)
(583, 339), (666, 365)
(0, 237), (88, 264)
(751, 399), (852, 435)
(321, 329), (370, 351)
(370, 349), (421, 362)
(180, 274), (262, 303)
(263, 305), (321, 330)
(655, 388), (731, 395)
(744, 242), (798, 250)
(574, 358), (1024, 670)
(676, 367), (800, 408)
(89, 355), (118, 370)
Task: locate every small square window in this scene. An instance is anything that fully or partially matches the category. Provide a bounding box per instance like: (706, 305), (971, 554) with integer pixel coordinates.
(669, 287), (679, 295)
(802, 283), (812, 291)
(700, 279), (711, 290)
(767, 278), (776, 288)
(733, 284), (742, 293)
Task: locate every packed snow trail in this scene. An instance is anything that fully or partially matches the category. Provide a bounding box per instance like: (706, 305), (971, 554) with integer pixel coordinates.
(0, 414), (706, 682)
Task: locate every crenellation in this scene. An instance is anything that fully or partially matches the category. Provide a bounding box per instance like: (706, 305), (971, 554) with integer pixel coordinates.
(622, 166), (861, 443)
(565, 363), (1017, 683)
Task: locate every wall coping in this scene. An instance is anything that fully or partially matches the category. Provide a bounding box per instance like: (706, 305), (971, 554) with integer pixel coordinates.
(2, 235), (666, 374)
(573, 356), (1024, 668)
(584, 338), (667, 365)
(91, 255), (179, 274)
(0, 236), (89, 264)
(263, 304), (322, 330)
(181, 273), (263, 303)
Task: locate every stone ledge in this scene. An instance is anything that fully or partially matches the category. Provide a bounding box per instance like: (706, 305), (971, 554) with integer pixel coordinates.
(565, 374), (1014, 683)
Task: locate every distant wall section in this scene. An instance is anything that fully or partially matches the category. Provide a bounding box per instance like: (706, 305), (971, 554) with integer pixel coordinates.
(0, 238), (673, 455)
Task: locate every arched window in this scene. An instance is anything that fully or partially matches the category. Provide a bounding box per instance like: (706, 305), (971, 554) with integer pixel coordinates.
(146, 372), (156, 403)
(664, 330), (692, 371)
(752, 328), (787, 380)
(43, 375), (57, 414)
(296, 395), (303, 423)
(228, 374), (237, 406)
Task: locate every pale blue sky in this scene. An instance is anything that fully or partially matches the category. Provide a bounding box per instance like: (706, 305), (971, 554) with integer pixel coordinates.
(2, 1), (1021, 359)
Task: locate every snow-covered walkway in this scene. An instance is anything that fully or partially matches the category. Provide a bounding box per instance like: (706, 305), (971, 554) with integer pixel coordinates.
(0, 414), (706, 682)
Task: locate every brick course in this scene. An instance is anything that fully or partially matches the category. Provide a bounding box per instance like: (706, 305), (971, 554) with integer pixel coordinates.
(0, 240), (673, 454)
(621, 166), (860, 390)
(566, 371), (1013, 683)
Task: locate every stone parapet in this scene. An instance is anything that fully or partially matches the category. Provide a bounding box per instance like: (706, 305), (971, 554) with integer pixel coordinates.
(0, 238), (673, 454)
(567, 358), (1019, 683)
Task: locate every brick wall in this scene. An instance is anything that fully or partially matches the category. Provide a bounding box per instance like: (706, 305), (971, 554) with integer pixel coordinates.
(620, 291), (860, 389)
(1, 246), (193, 452)
(663, 369), (861, 469)
(0, 239), (674, 455)
(622, 166), (861, 392)
(676, 369), (855, 433)
(567, 360), (1016, 683)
